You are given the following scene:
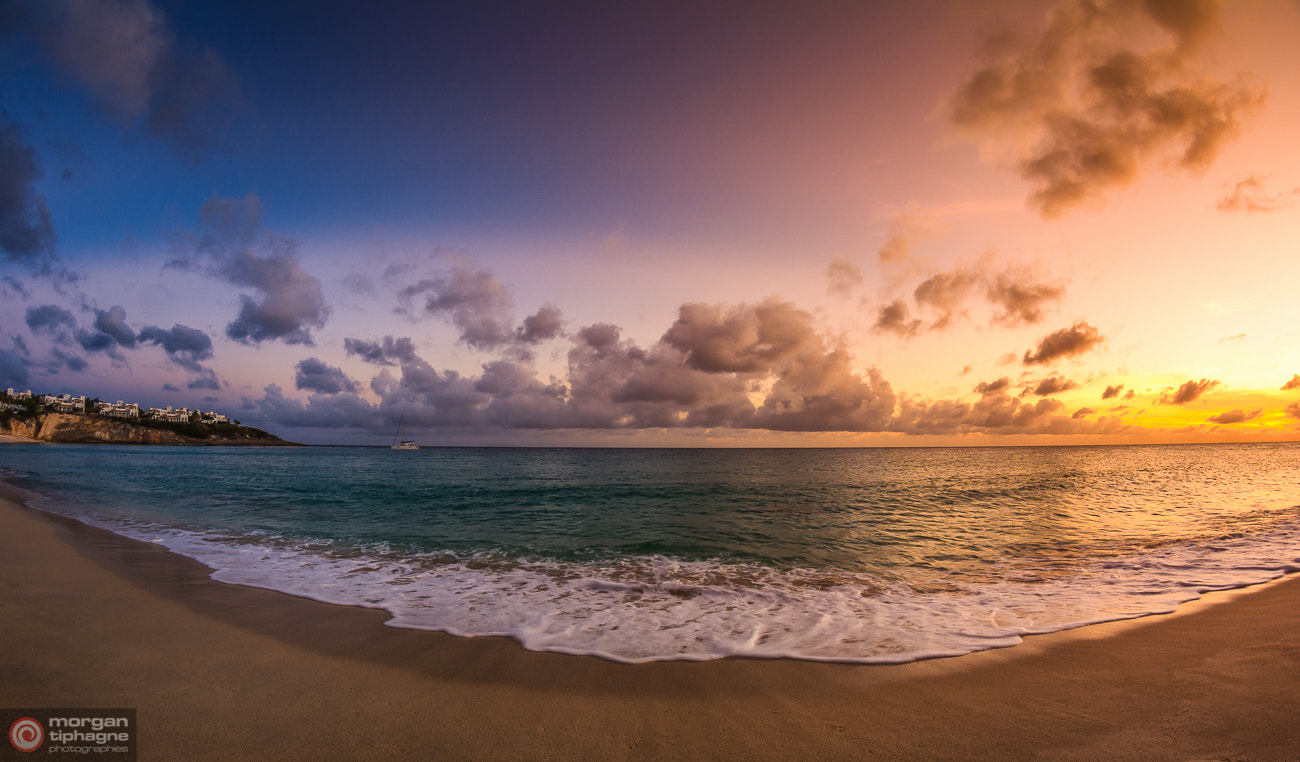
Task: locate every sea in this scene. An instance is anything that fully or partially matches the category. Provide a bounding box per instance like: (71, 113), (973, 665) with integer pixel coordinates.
(2, 442), (1299, 664)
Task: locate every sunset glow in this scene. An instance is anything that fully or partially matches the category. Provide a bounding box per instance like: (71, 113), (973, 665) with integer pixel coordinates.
(3, 0), (1299, 446)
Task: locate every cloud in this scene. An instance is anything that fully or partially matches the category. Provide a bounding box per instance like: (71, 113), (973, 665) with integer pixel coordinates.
(400, 264), (514, 350)
(92, 305), (136, 348)
(1286, 401), (1300, 421)
(1207, 408), (1259, 425)
(913, 265), (983, 330)
(662, 299), (812, 374)
(516, 304), (564, 344)
(975, 377), (1012, 396)
(243, 383), (379, 430)
(1160, 377), (1219, 404)
(246, 295), (1132, 439)
(985, 268), (1066, 326)
(74, 305), (137, 356)
(1217, 176), (1300, 213)
(24, 304), (77, 340)
(0, 118), (57, 271)
(946, 0), (1264, 218)
(878, 260), (1066, 338)
(1029, 375), (1078, 396)
(1072, 407), (1096, 419)
(294, 358), (360, 395)
(137, 323), (213, 372)
(186, 368), (221, 390)
(344, 335), (418, 366)
(1022, 320), (1104, 365)
(15, 0), (243, 155)
(0, 347), (29, 387)
(175, 195), (329, 345)
(1282, 374), (1300, 391)
(872, 300), (922, 338)
(826, 257), (863, 296)
(1101, 384), (1124, 399)
(876, 214), (928, 265)
(1218, 333), (1246, 343)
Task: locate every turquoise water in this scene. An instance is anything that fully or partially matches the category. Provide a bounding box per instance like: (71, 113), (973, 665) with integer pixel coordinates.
(3, 443), (1299, 662)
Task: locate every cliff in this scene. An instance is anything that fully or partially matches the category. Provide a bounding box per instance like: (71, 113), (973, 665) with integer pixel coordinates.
(0, 412), (300, 446)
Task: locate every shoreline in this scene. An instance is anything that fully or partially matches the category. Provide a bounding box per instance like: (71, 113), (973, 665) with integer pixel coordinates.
(3, 489), (1300, 758)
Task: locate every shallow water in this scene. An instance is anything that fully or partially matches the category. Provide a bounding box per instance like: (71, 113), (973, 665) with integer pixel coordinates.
(4, 442), (1298, 662)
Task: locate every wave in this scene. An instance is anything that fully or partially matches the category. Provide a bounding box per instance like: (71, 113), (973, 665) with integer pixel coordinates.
(96, 514), (1300, 664)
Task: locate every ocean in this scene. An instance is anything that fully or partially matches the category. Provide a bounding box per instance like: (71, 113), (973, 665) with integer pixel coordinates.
(3, 442), (1298, 663)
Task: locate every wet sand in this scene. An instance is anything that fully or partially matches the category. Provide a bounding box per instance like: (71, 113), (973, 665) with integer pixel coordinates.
(2, 486), (1298, 761)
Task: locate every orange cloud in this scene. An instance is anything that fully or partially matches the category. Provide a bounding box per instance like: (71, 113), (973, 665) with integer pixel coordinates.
(1022, 320), (1104, 365)
(1160, 378), (1219, 404)
(946, 0), (1264, 218)
(1207, 408), (1260, 424)
(1217, 176), (1300, 213)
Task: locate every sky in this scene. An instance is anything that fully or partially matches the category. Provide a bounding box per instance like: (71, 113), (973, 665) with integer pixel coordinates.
(3, 0), (1300, 447)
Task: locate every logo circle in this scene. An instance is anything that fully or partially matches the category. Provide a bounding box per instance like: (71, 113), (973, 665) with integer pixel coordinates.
(9, 718), (43, 752)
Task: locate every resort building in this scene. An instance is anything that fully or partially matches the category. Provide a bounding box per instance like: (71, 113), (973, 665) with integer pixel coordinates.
(147, 406), (194, 423)
(99, 401), (140, 419)
(41, 394), (87, 413)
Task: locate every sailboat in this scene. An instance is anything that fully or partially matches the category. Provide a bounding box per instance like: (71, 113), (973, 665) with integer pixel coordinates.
(390, 411), (419, 450)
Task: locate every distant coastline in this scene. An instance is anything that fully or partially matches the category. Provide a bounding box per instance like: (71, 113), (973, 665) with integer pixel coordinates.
(0, 411), (299, 447)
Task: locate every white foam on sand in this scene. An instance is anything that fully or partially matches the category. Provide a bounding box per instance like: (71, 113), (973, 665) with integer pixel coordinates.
(123, 518), (1300, 664)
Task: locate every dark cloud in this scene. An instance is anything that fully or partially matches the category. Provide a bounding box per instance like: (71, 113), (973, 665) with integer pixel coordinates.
(0, 347), (29, 387)
(1286, 401), (1300, 421)
(1029, 375), (1078, 396)
(294, 358), (360, 395)
(186, 368), (221, 391)
(0, 118), (57, 271)
(15, 0), (243, 156)
(1072, 407), (1096, 419)
(826, 258), (862, 296)
(344, 336), (418, 366)
(1102, 384), (1125, 399)
(176, 195), (329, 345)
(975, 377), (1012, 396)
(947, 0), (1264, 218)
(24, 304), (77, 338)
(1217, 176), (1300, 213)
(1161, 378), (1219, 404)
(243, 384), (379, 430)
(1022, 320), (1104, 365)
(50, 345), (85, 372)
(1282, 374), (1300, 391)
(247, 297), (1133, 439)
(137, 323), (213, 372)
(401, 264), (514, 350)
(516, 304), (564, 344)
(2, 276), (32, 299)
(1207, 408), (1259, 425)
(90, 305), (135, 348)
(872, 300), (922, 338)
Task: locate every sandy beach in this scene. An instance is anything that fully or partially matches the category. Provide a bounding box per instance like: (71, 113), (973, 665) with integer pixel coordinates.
(2, 486), (1299, 761)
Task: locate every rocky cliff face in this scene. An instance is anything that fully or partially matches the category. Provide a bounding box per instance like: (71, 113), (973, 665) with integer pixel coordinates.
(1, 413), (298, 446)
